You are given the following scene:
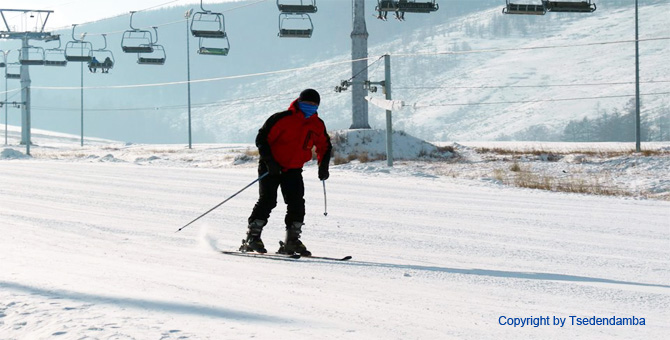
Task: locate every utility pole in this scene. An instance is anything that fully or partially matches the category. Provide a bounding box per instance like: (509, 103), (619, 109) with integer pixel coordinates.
(350, 0), (370, 129)
(383, 54), (392, 166)
(185, 9), (193, 149)
(80, 34), (85, 147)
(634, 0), (641, 152)
(2, 50), (8, 145)
(20, 37), (31, 155)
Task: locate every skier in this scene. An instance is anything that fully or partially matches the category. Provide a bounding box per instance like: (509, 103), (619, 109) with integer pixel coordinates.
(240, 89), (332, 256)
(88, 56), (99, 73)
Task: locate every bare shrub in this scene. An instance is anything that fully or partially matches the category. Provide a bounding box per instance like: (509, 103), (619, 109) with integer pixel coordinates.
(492, 168), (506, 182)
(244, 149), (259, 157)
(437, 145), (455, 153)
(333, 154), (348, 165)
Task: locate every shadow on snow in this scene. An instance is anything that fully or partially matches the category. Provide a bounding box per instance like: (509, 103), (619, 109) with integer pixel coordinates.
(312, 259), (670, 289)
(0, 280), (291, 322)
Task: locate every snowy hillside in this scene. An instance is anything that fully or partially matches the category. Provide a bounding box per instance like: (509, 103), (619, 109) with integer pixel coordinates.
(1, 127), (669, 339)
(2, 0), (668, 143)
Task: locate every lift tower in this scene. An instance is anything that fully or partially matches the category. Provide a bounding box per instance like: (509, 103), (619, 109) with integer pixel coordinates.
(350, 0), (370, 129)
(0, 9), (57, 154)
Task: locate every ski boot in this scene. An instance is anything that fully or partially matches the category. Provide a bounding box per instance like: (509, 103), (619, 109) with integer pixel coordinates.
(277, 222), (311, 256)
(239, 219), (267, 253)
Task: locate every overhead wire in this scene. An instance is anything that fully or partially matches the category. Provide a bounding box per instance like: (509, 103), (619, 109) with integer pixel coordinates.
(46, 0), (268, 36)
(391, 36), (670, 58)
(31, 55), (382, 91)
(30, 88), (303, 112)
(396, 80), (670, 90)
(8, 6), (667, 114)
(30, 83), (338, 113)
(414, 92), (670, 108)
(27, 33), (669, 91)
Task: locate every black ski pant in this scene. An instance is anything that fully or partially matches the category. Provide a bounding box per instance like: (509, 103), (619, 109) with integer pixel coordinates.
(248, 163), (305, 228)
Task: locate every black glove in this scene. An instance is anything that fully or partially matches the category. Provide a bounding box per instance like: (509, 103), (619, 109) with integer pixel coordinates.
(318, 164), (329, 181)
(265, 160), (282, 176)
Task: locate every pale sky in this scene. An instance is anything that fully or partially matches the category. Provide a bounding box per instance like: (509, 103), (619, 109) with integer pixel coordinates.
(1, 0), (246, 31)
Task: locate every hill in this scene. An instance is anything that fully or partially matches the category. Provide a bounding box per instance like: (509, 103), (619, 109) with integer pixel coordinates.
(1, 0), (668, 143)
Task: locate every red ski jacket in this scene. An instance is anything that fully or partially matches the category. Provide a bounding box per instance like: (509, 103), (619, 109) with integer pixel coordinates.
(256, 99), (332, 171)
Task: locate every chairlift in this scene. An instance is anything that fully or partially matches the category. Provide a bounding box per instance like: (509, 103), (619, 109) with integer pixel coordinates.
(377, 0), (439, 20)
(197, 36), (230, 56)
(121, 11), (155, 53)
(19, 46), (46, 66)
(137, 27), (166, 65)
(6, 63), (21, 79)
(278, 13), (313, 38)
(503, 1), (547, 15)
(44, 37), (68, 66)
(395, 0), (438, 13)
(277, 0), (318, 14)
(545, 1), (596, 13)
(88, 34), (115, 73)
(190, 0), (227, 38)
(64, 24), (93, 62)
(137, 45), (166, 65)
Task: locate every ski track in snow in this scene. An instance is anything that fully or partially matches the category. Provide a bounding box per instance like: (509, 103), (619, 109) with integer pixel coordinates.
(1, 150), (669, 339)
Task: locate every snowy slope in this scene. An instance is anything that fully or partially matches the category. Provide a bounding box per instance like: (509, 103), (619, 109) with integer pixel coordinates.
(1, 130), (669, 339)
(192, 1), (670, 143)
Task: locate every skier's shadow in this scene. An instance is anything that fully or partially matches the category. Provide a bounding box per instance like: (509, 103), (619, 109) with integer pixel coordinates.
(333, 260), (670, 289)
(0, 280), (287, 322)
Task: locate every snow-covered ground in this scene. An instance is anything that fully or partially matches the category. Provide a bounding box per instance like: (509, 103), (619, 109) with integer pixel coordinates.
(1, 127), (669, 339)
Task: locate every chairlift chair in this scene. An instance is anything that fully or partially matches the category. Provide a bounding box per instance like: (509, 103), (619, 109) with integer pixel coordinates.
(44, 37), (67, 66)
(190, 0), (228, 38)
(121, 12), (155, 53)
(197, 36), (230, 56)
(395, 0), (438, 13)
(65, 24), (93, 62)
(6, 63), (21, 79)
(137, 27), (166, 65)
(277, 0), (318, 14)
(0, 50), (9, 68)
(544, 1), (596, 13)
(376, 0), (398, 12)
(278, 13), (314, 38)
(19, 46), (46, 66)
(137, 44), (166, 65)
(88, 34), (115, 73)
(503, 1), (547, 15)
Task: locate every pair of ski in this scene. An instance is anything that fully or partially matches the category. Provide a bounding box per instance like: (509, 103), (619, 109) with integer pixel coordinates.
(221, 250), (351, 262)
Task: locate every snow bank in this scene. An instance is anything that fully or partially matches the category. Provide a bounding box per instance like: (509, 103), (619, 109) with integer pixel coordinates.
(0, 148), (30, 159)
(331, 129), (453, 162)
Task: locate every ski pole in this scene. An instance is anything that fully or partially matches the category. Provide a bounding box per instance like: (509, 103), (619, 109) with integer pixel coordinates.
(176, 172), (268, 233)
(322, 180), (328, 216)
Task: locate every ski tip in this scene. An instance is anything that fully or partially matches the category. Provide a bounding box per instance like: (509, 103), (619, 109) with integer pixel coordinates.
(342, 256), (352, 261)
